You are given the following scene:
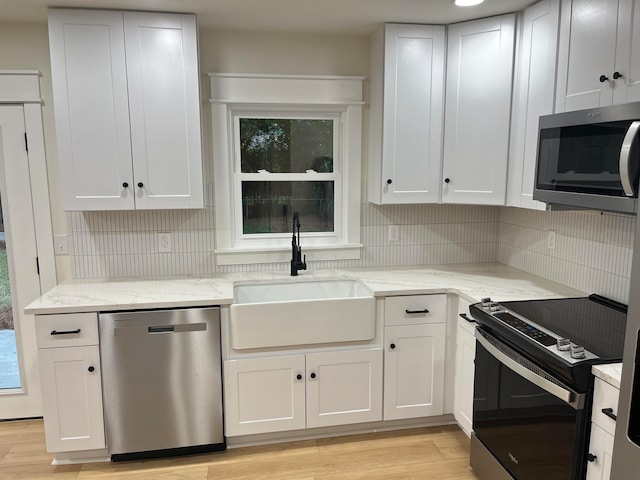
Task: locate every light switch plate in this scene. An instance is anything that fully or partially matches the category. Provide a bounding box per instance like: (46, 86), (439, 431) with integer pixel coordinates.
(53, 234), (69, 255)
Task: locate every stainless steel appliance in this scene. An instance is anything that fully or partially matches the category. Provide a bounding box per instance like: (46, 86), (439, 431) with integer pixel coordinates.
(611, 212), (640, 478)
(534, 101), (640, 214)
(99, 307), (225, 461)
(469, 295), (627, 480)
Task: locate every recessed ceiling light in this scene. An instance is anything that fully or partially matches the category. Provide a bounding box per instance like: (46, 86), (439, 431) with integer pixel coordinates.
(453, 0), (485, 6)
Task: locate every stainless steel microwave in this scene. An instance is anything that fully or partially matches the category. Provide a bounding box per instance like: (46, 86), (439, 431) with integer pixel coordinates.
(534, 102), (640, 214)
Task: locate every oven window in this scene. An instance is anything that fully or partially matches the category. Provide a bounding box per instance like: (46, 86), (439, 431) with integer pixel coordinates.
(473, 340), (581, 480)
(536, 120), (636, 196)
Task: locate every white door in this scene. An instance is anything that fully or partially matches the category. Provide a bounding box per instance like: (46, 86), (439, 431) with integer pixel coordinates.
(586, 424), (614, 480)
(306, 349), (383, 428)
(223, 355), (306, 436)
(443, 14), (515, 205)
(613, 0), (640, 104)
(0, 106), (44, 418)
(555, 0), (619, 111)
(383, 324), (446, 420)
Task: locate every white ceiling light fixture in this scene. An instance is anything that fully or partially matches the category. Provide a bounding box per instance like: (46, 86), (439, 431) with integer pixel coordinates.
(453, 0), (485, 6)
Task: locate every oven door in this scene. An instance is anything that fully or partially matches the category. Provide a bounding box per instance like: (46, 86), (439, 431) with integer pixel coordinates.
(472, 328), (588, 480)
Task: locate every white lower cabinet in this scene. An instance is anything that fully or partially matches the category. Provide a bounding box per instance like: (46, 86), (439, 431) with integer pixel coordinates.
(587, 424), (614, 480)
(587, 377), (620, 480)
(224, 348), (383, 436)
(453, 309), (476, 437)
(35, 313), (105, 453)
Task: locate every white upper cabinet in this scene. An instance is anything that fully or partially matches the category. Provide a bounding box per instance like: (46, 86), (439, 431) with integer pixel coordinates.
(48, 9), (204, 211)
(443, 14), (516, 205)
(507, 0), (560, 210)
(368, 24), (446, 204)
(556, 0), (640, 112)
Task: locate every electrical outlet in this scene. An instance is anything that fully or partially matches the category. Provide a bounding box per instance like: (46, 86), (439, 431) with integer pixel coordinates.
(388, 225), (400, 242)
(547, 230), (556, 250)
(53, 234), (69, 255)
(158, 232), (172, 253)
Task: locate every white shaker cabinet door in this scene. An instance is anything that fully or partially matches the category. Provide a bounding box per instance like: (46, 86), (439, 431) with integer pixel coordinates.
(453, 315), (476, 437)
(306, 349), (383, 428)
(223, 355), (306, 436)
(555, 0), (619, 112)
(48, 9), (134, 210)
(383, 324), (446, 420)
(443, 14), (515, 205)
(38, 346), (105, 452)
(373, 24), (445, 204)
(507, 0), (560, 210)
(586, 424), (614, 480)
(613, 0), (640, 104)
(124, 12), (204, 209)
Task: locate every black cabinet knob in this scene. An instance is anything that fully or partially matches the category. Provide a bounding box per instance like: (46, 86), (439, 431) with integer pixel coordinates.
(296, 374), (302, 380)
(310, 372), (316, 379)
(613, 71), (623, 80)
(137, 182), (144, 188)
(587, 453), (597, 462)
(122, 182), (129, 188)
(390, 343), (396, 350)
(600, 74), (609, 83)
(87, 366), (95, 373)
(444, 178), (451, 184)
(386, 179), (392, 185)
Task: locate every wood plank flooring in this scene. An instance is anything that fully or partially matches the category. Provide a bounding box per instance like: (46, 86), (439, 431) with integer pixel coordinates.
(0, 420), (479, 479)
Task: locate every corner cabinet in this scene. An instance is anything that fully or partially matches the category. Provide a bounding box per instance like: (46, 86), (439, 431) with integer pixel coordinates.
(368, 24), (446, 204)
(443, 14), (516, 205)
(48, 9), (204, 211)
(556, 0), (640, 112)
(35, 313), (105, 453)
(507, 0), (560, 211)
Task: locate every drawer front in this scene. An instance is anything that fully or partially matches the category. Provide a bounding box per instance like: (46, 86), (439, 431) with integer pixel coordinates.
(384, 294), (447, 326)
(35, 312), (99, 348)
(592, 377), (620, 436)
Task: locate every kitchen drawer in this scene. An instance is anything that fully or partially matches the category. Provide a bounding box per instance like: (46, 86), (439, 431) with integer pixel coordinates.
(35, 312), (99, 348)
(592, 377), (620, 436)
(384, 294), (446, 326)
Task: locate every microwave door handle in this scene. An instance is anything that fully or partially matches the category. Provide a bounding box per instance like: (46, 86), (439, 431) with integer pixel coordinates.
(475, 330), (585, 410)
(619, 120), (640, 196)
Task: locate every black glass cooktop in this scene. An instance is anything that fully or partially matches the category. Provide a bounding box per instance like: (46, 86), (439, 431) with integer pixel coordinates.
(500, 294), (627, 360)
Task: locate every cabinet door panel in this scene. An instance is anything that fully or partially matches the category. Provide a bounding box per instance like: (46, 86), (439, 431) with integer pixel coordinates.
(443, 15), (515, 205)
(124, 12), (203, 209)
(48, 9), (134, 210)
(556, 0), (618, 111)
(508, 0), (560, 210)
(383, 324), (446, 420)
(38, 346), (105, 452)
(224, 355), (306, 436)
(380, 24), (445, 204)
(614, 0), (640, 104)
(586, 424), (614, 480)
(453, 318), (476, 436)
(306, 349), (382, 428)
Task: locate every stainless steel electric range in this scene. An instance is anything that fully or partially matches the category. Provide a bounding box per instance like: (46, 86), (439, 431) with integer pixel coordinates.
(468, 294), (627, 480)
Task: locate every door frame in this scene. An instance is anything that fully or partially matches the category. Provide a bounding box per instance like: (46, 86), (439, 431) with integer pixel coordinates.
(0, 70), (56, 417)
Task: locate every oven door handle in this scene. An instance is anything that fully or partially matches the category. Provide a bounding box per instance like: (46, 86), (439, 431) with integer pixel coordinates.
(476, 330), (585, 410)
(619, 120), (640, 196)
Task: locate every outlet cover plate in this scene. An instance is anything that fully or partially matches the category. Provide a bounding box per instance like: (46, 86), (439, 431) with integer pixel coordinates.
(388, 225), (400, 242)
(158, 232), (172, 253)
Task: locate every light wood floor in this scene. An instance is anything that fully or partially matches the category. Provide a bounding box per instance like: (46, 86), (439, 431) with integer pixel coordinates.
(0, 419), (480, 479)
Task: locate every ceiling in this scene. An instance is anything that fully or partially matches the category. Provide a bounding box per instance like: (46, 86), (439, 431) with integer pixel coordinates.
(0, 0), (537, 35)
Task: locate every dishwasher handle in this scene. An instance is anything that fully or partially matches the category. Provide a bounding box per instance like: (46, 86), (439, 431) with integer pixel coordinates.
(148, 326), (175, 333)
(114, 322), (207, 337)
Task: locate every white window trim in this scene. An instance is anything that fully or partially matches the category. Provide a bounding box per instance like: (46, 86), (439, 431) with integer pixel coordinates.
(210, 74), (364, 266)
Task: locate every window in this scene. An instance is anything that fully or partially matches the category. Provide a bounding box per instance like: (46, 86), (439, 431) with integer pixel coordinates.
(210, 74), (363, 265)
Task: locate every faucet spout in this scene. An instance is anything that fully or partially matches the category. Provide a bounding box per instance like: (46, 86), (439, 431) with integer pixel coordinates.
(290, 212), (307, 276)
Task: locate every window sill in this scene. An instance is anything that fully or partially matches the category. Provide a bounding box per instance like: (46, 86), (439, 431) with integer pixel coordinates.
(215, 244), (363, 266)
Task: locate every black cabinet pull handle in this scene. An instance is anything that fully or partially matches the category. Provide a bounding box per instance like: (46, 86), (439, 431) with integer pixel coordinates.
(459, 313), (475, 323)
(137, 182), (144, 188)
(444, 178), (451, 184)
(406, 309), (429, 314)
(87, 366), (95, 373)
(296, 374), (302, 380)
(50, 329), (81, 336)
(390, 343), (396, 350)
(386, 179), (392, 185)
(600, 74), (609, 83)
(601, 407), (617, 421)
(310, 372), (316, 379)
(122, 182), (129, 188)
(587, 453), (597, 462)
(613, 71), (623, 80)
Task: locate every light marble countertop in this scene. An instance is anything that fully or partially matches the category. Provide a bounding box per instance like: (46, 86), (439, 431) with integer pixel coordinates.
(25, 262), (585, 315)
(592, 363), (623, 389)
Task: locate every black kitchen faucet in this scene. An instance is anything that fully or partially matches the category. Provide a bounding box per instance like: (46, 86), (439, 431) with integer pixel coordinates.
(290, 212), (307, 276)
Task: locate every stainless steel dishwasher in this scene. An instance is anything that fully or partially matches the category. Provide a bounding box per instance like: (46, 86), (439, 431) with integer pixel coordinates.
(99, 307), (225, 461)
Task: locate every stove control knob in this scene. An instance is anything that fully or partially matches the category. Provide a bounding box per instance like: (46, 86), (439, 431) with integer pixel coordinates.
(481, 297), (492, 307)
(557, 338), (571, 351)
(571, 345), (586, 359)
(489, 303), (501, 312)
